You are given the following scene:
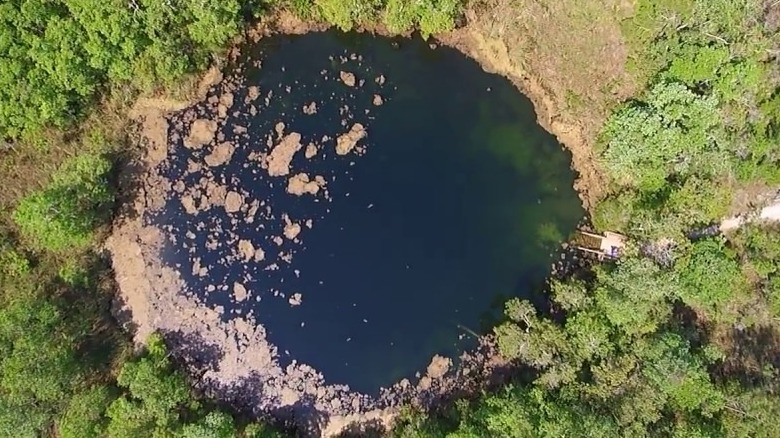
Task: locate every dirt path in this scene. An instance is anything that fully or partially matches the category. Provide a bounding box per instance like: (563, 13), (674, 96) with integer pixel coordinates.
(720, 190), (780, 232)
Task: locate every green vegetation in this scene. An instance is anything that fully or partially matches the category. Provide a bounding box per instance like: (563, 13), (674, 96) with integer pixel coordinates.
(14, 153), (114, 250)
(392, 0), (780, 437)
(0, 0), (461, 143)
(383, 0), (461, 37)
(0, 0), (256, 141)
(0, 1), (462, 435)
(1, 0), (779, 437)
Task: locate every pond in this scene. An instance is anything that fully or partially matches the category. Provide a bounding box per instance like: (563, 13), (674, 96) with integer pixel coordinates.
(152, 31), (584, 395)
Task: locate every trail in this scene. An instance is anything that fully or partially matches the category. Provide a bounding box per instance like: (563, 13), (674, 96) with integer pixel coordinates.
(719, 190), (780, 232)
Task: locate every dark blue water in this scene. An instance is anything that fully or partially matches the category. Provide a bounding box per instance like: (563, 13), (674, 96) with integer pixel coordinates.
(155, 32), (583, 394)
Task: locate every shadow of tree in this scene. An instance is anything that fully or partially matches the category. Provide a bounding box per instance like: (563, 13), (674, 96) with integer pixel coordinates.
(163, 329), (226, 377)
(335, 418), (386, 437)
(715, 323), (780, 390)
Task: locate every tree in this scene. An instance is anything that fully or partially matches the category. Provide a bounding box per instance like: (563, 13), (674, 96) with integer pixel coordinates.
(675, 237), (749, 322)
(106, 334), (194, 438)
(56, 386), (113, 438)
(177, 411), (236, 438)
(593, 257), (677, 337)
(600, 81), (726, 193)
(0, 0), (246, 140)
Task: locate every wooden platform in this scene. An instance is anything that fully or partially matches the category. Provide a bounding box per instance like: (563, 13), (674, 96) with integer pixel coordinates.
(573, 230), (626, 260)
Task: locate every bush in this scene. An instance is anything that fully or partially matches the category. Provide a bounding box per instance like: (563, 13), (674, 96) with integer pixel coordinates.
(316, 0), (382, 30)
(56, 386), (113, 438)
(383, 0), (418, 33)
(383, 0), (461, 37)
(13, 153), (114, 251)
(416, 0), (460, 38)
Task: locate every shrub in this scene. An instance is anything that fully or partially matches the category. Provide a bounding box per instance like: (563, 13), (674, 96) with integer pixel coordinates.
(316, 0), (382, 31)
(383, 0), (461, 37)
(13, 153), (114, 251)
(57, 386), (113, 438)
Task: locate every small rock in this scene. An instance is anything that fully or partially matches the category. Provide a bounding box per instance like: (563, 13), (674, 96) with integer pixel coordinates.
(237, 239), (255, 261)
(287, 173), (325, 196)
(180, 195), (197, 215)
(339, 71), (356, 87)
(233, 282), (248, 302)
(304, 143), (318, 159)
(204, 142), (235, 167)
(184, 119), (218, 149)
(266, 132), (302, 177)
(373, 94), (384, 106)
(224, 191), (243, 213)
(284, 222), (301, 240)
(303, 102), (318, 115)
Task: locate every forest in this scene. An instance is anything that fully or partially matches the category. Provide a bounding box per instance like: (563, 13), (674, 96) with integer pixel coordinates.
(1, 0), (779, 437)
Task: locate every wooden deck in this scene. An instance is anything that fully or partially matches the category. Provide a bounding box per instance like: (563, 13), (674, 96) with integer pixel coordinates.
(573, 230), (626, 260)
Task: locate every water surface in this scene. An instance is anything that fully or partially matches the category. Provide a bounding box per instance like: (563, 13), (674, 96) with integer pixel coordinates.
(155, 32), (583, 394)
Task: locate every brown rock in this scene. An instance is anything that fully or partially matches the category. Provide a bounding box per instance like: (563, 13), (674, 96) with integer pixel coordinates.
(287, 173), (325, 196)
(335, 123), (366, 155)
(339, 71), (356, 87)
(233, 282), (248, 302)
(303, 102), (318, 115)
(266, 133), (302, 176)
(284, 222), (301, 240)
(204, 142), (235, 167)
(224, 191), (243, 213)
(237, 239), (255, 261)
(184, 119), (218, 149)
(304, 143), (318, 159)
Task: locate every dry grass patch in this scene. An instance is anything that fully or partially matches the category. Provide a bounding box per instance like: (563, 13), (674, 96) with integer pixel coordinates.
(469, 0), (637, 141)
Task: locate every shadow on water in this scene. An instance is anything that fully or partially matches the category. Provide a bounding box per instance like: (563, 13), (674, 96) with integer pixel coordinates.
(151, 31), (584, 394)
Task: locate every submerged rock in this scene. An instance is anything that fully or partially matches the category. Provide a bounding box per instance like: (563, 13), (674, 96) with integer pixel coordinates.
(303, 102), (318, 115)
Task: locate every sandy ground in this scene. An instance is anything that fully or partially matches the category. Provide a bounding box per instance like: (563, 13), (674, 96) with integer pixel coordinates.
(720, 190), (780, 232)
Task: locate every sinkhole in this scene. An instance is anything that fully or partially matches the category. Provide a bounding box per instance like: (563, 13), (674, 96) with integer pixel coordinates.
(151, 31), (584, 394)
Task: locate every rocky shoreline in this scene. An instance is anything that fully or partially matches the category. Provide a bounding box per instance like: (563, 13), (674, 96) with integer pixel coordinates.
(106, 42), (512, 436)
